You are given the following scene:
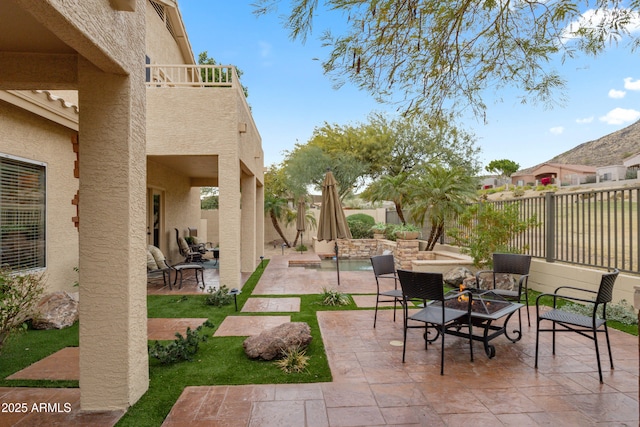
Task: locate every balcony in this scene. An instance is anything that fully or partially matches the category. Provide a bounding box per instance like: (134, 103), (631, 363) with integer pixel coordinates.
(145, 64), (262, 186)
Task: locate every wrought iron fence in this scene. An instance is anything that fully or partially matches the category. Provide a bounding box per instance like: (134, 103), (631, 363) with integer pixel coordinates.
(387, 186), (640, 274)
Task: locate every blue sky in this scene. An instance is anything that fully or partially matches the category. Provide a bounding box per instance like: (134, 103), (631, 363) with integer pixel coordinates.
(178, 1), (640, 171)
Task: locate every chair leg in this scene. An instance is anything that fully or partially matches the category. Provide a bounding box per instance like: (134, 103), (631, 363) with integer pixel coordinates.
(603, 324), (614, 370)
(440, 324), (445, 375)
(468, 314), (474, 363)
(534, 318), (541, 369)
(593, 328), (603, 383)
(392, 299), (397, 322)
(373, 295), (379, 328)
(402, 317), (408, 363)
(524, 287), (531, 327)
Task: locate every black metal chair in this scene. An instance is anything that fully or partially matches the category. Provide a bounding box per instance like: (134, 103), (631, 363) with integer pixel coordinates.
(147, 245), (205, 290)
(476, 253), (532, 328)
(535, 269), (619, 382)
(397, 269), (473, 375)
(175, 228), (204, 263)
(370, 254), (403, 328)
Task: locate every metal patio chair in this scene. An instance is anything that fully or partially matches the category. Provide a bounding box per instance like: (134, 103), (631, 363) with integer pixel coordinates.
(397, 269), (473, 375)
(147, 245), (204, 290)
(476, 253), (532, 329)
(370, 254), (403, 328)
(535, 269), (619, 382)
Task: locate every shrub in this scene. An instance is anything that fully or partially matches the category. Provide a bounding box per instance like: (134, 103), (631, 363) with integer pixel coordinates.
(346, 217), (374, 239)
(346, 213), (375, 227)
(148, 321), (214, 365)
(0, 268), (46, 352)
(295, 244), (308, 252)
(274, 345), (310, 373)
(204, 285), (234, 306)
(320, 288), (350, 306)
(447, 202), (539, 268)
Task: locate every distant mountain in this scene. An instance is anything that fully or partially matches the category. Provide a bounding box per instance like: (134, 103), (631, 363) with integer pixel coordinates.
(549, 119), (640, 166)
(519, 120), (640, 173)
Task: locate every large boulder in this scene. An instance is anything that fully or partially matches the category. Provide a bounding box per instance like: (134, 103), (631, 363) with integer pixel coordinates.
(243, 322), (312, 361)
(443, 267), (475, 286)
(31, 291), (79, 330)
(476, 273), (515, 291)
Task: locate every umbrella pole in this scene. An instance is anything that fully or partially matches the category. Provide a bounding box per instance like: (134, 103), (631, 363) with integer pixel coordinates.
(334, 241), (340, 286)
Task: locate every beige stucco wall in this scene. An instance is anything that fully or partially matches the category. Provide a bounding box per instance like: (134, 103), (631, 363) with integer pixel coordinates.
(147, 158), (201, 261)
(0, 99), (79, 292)
(529, 259), (638, 304)
(145, 1), (190, 65)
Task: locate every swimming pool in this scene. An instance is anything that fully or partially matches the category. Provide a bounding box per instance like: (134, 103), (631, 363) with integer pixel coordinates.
(306, 258), (373, 271)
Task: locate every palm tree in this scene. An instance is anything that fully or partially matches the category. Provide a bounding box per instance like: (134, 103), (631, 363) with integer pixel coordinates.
(361, 172), (410, 224)
(407, 164), (477, 251)
(264, 194), (292, 248)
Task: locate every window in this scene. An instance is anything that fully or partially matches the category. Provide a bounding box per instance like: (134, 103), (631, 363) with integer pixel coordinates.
(0, 154), (46, 271)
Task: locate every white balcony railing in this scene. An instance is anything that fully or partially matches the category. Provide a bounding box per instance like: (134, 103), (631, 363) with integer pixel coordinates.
(145, 64), (239, 89)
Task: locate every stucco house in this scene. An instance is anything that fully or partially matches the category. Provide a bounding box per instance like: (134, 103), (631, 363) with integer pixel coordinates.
(511, 163), (596, 186)
(0, 0), (263, 412)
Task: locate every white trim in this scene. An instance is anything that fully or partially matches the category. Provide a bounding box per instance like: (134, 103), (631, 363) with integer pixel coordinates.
(0, 90), (78, 131)
(0, 152), (47, 168)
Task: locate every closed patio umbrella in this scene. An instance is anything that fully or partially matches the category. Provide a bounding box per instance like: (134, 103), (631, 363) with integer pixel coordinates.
(317, 170), (352, 285)
(296, 197), (306, 252)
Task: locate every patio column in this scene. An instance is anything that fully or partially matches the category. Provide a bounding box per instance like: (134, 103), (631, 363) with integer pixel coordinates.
(256, 182), (264, 259)
(218, 154), (241, 289)
(77, 57), (148, 410)
(241, 173), (256, 272)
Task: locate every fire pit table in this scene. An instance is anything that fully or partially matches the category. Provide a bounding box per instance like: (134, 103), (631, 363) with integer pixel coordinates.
(434, 288), (523, 358)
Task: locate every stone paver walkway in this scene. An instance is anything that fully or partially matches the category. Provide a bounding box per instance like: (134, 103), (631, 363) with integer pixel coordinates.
(242, 297), (301, 312)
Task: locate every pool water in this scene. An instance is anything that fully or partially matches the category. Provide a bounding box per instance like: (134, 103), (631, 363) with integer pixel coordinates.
(307, 258), (373, 271)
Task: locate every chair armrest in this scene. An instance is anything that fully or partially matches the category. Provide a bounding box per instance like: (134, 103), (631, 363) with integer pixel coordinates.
(535, 292), (595, 308)
(475, 269), (492, 279)
(553, 285), (597, 295)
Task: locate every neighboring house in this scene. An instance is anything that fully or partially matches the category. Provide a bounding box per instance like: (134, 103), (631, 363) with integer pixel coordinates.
(511, 163), (596, 186)
(623, 152), (640, 170)
(596, 165), (628, 182)
(0, 0), (263, 412)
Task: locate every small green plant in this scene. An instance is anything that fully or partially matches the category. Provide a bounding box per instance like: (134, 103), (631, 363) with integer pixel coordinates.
(512, 187), (525, 197)
(320, 288), (350, 306)
(371, 222), (387, 233)
(185, 236), (196, 245)
(561, 299), (638, 325)
(295, 244), (308, 252)
(204, 285), (234, 306)
(148, 320), (214, 365)
(0, 268), (46, 352)
(274, 345), (310, 373)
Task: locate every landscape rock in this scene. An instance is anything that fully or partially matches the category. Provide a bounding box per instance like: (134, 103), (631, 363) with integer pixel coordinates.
(31, 291), (79, 330)
(443, 267), (474, 286)
(476, 273), (515, 291)
(243, 322), (312, 361)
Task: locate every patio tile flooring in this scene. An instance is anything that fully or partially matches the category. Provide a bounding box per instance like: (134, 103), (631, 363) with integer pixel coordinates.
(165, 308), (638, 426)
(1, 252), (638, 426)
(241, 297), (301, 312)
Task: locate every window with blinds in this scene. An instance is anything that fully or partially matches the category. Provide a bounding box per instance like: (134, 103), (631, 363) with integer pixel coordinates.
(0, 155), (46, 271)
